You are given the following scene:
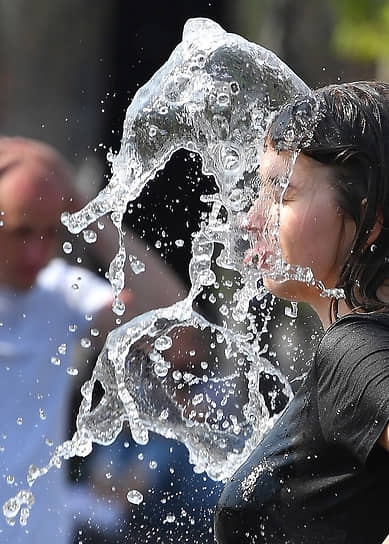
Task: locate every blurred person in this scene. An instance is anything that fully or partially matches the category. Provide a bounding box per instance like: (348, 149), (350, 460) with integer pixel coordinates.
(0, 136), (186, 543)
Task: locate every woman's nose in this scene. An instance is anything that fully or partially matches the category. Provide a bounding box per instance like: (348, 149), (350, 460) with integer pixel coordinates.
(246, 200), (265, 232)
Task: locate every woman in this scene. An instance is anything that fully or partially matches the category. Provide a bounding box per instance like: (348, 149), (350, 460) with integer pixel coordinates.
(215, 82), (389, 543)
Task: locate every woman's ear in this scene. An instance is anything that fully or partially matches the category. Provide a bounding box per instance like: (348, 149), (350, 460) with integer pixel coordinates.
(361, 198), (383, 246)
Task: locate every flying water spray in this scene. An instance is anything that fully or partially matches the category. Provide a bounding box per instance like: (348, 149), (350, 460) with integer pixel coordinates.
(4, 18), (319, 526)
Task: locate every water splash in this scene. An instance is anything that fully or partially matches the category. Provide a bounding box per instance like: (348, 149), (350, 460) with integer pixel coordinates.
(4, 18), (316, 526)
(61, 17), (311, 314)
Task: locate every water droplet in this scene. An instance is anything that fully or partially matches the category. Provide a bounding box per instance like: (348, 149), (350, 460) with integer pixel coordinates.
(90, 328), (100, 337)
(219, 304), (229, 316)
(153, 360), (171, 378)
(82, 229), (97, 244)
(68, 324), (77, 333)
(80, 338), (91, 349)
(148, 125), (158, 138)
(16, 418), (23, 425)
(159, 409), (169, 420)
(149, 460), (158, 470)
(19, 506), (30, 526)
(192, 393), (204, 405)
(39, 409), (46, 420)
(67, 367), (79, 376)
(6, 475), (14, 485)
(175, 239), (184, 247)
(230, 81), (240, 94)
(62, 241), (73, 254)
(216, 93), (230, 106)
(164, 513), (176, 523)
(112, 298), (125, 316)
(154, 335), (173, 351)
(127, 489), (144, 505)
(51, 356), (61, 366)
(129, 254), (146, 275)
(58, 344), (67, 355)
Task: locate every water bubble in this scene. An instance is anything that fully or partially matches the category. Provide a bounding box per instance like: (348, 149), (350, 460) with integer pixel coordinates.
(127, 489), (144, 505)
(90, 328), (100, 337)
(175, 239), (184, 247)
(68, 324), (77, 333)
(62, 242), (73, 254)
(39, 409), (46, 421)
(67, 367), (79, 377)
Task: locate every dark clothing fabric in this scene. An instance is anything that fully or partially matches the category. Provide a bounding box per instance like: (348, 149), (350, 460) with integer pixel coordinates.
(215, 313), (389, 544)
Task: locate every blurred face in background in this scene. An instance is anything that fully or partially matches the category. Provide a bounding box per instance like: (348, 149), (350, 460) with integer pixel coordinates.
(0, 150), (68, 290)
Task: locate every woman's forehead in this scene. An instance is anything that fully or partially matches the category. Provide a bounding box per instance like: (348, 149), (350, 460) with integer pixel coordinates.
(259, 148), (333, 190)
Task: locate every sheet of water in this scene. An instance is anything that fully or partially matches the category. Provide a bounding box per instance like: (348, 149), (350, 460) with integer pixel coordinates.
(3, 18), (320, 527)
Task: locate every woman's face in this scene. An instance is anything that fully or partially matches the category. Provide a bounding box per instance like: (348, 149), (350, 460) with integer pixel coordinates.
(246, 147), (356, 307)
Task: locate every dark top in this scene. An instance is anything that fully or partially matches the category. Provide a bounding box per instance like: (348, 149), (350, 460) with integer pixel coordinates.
(215, 313), (389, 544)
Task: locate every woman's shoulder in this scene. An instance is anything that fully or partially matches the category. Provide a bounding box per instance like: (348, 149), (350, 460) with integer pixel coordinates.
(316, 312), (389, 369)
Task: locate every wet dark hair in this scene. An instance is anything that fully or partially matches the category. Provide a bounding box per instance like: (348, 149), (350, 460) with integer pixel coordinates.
(267, 81), (389, 317)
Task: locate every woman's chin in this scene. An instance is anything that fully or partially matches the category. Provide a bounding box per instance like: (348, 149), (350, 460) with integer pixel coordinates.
(263, 275), (311, 303)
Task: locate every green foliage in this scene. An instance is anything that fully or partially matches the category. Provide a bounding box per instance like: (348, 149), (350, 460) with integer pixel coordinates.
(331, 0), (389, 61)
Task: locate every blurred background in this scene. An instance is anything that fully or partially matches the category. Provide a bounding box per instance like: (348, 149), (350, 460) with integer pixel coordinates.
(0, 1), (388, 543)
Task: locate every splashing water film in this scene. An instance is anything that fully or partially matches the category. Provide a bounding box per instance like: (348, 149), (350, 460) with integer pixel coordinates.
(3, 17), (326, 533)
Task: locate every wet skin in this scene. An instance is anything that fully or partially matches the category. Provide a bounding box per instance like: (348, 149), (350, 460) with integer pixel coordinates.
(246, 147), (356, 326)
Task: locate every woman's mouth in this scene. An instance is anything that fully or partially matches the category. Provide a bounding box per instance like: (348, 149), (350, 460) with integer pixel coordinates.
(244, 242), (272, 270)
